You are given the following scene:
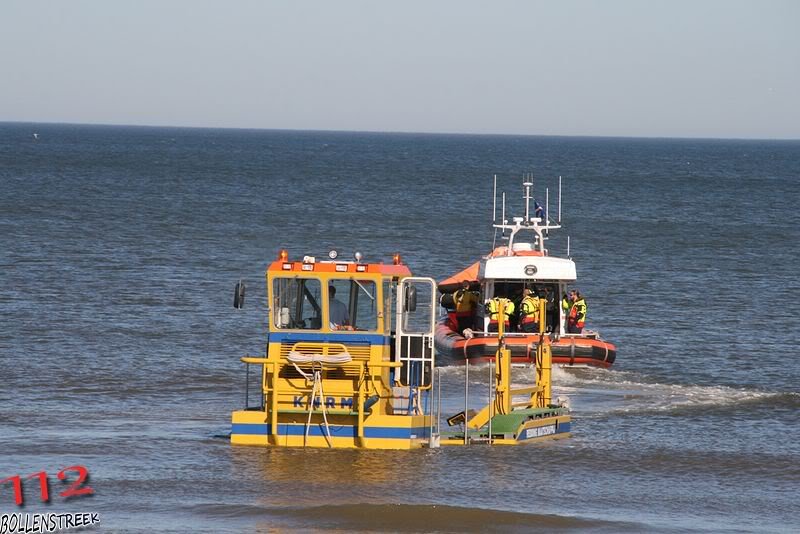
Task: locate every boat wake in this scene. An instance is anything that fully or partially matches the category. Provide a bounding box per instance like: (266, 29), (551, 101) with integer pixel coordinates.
(552, 366), (798, 416)
(435, 364), (798, 417)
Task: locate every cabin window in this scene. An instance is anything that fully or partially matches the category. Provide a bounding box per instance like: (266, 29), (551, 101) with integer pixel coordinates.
(329, 279), (378, 331)
(383, 279), (396, 335)
(272, 277), (322, 330)
(401, 280), (434, 334)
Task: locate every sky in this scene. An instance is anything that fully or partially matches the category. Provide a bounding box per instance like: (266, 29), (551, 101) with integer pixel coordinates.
(1, 0), (798, 139)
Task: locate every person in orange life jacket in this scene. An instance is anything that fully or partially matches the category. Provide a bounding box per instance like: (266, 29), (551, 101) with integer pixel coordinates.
(518, 288), (541, 333)
(452, 280), (478, 333)
(486, 296), (515, 333)
(567, 290), (587, 334)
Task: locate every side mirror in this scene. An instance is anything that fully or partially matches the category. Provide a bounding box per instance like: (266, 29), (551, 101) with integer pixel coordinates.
(404, 285), (417, 312)
(233, 280), (246, 309)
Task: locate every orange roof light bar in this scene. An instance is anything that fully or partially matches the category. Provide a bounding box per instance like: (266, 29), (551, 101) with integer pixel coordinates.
(278, 249), (289, 261)
(393, 253), (402, 265)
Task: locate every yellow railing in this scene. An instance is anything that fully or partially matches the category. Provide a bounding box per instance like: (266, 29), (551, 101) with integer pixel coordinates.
(241, 340), (401, 443)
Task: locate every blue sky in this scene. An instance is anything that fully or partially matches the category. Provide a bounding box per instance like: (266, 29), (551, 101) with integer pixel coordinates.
(1, 0), (798, 138)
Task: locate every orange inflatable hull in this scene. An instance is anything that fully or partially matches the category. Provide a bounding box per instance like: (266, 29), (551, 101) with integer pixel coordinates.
(434, 323), (616, 368)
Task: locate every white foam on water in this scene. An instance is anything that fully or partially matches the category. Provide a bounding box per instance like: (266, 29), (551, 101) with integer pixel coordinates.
(436, 364), (787, 416)
(552, 365), (785, 415)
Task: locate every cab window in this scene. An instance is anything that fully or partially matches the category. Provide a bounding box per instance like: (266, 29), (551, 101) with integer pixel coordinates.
(272, 277), (322, 330)
(383, 279), (396, 335)
(329, 279), (378, 331)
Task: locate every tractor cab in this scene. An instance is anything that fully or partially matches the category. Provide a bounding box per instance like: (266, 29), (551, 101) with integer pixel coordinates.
(231, 249), (438, 449)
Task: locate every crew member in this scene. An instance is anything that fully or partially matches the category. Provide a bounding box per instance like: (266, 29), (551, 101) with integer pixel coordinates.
(561, 291), (572, 333)
(487, 296), (515, 333)
(542, 286), (556, 332)
(453, 280), (478, 333)
(518, 288), (541, 333)
(329, 285), (350, 329)
(567, 290), (587, 334)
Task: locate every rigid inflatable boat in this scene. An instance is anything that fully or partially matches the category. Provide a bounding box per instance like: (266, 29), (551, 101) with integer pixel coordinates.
(435, 176), (617, 368)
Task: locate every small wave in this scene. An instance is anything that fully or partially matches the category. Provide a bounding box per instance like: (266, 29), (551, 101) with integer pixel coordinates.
(192, 502), (641, 532)
(439, 364), (799, 416)
(551, 366), (799, 415)
(191, 503), (275, 519)
(438, 363), (619, 385)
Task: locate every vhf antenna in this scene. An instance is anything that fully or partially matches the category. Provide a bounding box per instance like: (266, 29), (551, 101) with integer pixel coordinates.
(491, 174), (498, 250)
(558, 175), (562, 224)
(545, 186), (550, 238)
(501, 191), (506, 239)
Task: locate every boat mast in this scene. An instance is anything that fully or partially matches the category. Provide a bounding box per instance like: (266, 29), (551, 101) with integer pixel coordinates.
(523, 175), (533, 222)
(490, 173), (563, 256)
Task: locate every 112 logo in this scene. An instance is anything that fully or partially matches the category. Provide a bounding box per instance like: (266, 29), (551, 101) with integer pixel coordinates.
(1, 466), (94, 506)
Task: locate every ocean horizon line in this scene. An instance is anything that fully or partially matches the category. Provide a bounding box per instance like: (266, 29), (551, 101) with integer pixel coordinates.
(3, 120), (798, 143)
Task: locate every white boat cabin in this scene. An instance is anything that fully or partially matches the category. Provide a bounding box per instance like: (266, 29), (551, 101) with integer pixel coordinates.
(475, 242), (577, 334)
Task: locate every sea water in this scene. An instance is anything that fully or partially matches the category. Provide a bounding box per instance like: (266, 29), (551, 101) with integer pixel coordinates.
(1, 123), (798, 532)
